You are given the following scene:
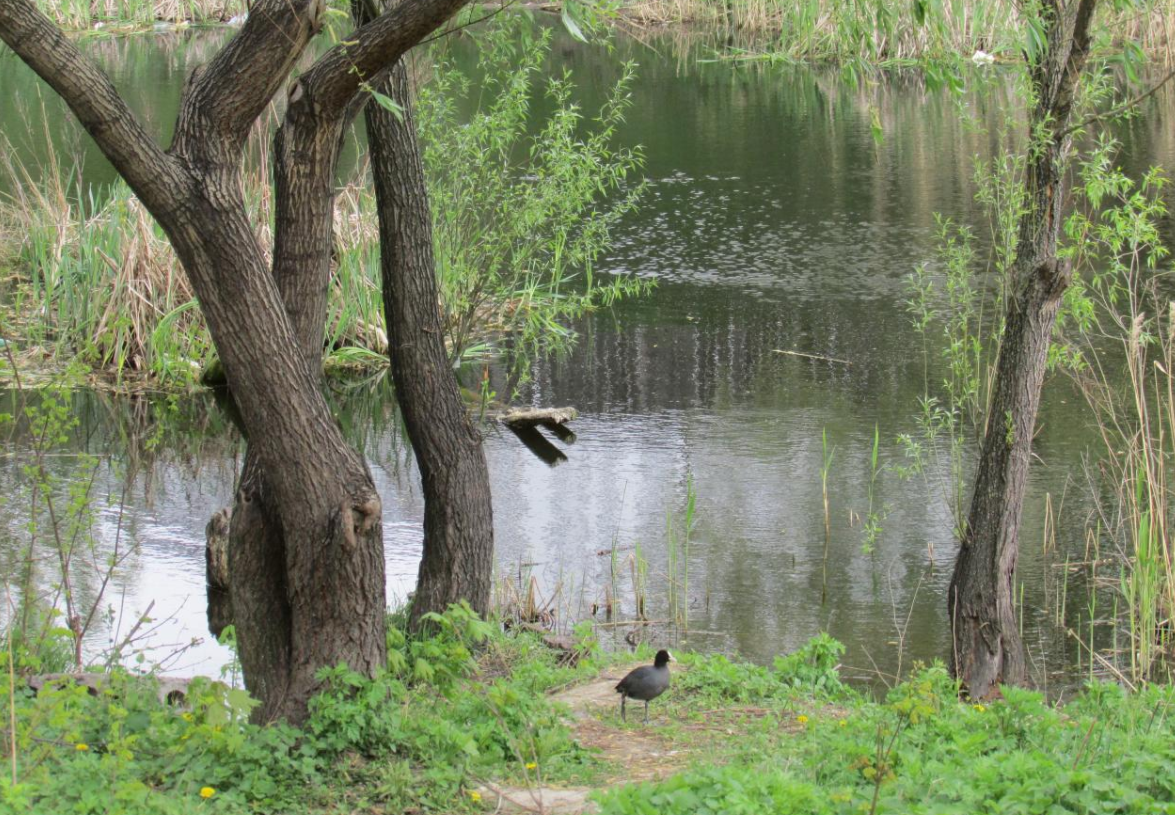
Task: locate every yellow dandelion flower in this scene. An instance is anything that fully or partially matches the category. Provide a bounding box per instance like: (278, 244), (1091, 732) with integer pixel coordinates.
(796, 714), (809, 725)
(525, 762), (537, 770)
(469, 790), (482, 802)
(199, 787), (215, 799)
(838, 719), (848, 727)
(75, 743), (89, 751)
(182, 712), (195, 722)
(972, 703), (986, 713)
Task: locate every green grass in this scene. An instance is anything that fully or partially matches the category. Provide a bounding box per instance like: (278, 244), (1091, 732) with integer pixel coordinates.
(596, 654), (1175, 815)
(2, 605), (610, 814)
(8, 615), (1175, 814)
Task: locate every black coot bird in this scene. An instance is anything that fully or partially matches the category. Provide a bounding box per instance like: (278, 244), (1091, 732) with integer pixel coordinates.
(615, 649), (674, 723)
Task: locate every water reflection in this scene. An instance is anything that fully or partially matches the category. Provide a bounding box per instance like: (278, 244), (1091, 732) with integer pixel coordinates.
(0, 21), (1156, 691)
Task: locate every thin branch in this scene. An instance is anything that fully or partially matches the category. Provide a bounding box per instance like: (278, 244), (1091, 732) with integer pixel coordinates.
(298, 0), (474, 119)
(1061, 66), (1175, 138)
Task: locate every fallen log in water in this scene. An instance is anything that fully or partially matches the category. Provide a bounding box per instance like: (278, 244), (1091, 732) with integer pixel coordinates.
(499, 406), (578, 429)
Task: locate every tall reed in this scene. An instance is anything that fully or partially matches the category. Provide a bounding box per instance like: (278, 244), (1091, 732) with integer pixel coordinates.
(627, 0), (1175, 66)
(33, 0), (246, 29)
(1064, 138), (1175, 683)
(666, 474), (696, 629)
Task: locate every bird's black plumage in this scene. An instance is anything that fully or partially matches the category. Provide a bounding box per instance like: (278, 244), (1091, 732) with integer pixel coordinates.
(615, 649), (672, 723)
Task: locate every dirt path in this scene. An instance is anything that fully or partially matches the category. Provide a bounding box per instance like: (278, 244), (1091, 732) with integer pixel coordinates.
(476, 662), (693, 814)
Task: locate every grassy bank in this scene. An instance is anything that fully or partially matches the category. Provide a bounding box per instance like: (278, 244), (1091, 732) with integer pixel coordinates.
(5, 607), (1175, 814)
(622, 0), (1175, 66)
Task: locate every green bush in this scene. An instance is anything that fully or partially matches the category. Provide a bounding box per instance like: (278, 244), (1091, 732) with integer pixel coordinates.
(417, 15), (650, 379)
(1, 605), (602, 813)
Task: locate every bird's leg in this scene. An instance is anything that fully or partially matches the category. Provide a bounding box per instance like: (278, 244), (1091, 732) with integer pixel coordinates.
(620, 695), (626, 722)
(644, 700), (649, 724)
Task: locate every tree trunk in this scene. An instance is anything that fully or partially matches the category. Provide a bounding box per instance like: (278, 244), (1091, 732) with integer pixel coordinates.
(364, 57), (496, 627)
(949, 0), (1096, 697)
(949, 258), (1072, 694)
(1, 0), (473, 724)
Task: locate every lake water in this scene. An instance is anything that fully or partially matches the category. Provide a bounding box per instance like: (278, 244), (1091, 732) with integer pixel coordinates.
(3, 20), (1172, 691)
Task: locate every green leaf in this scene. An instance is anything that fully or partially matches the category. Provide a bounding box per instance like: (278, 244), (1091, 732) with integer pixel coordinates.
(370, 90), (404, 122)
(561, 3), (588, 44)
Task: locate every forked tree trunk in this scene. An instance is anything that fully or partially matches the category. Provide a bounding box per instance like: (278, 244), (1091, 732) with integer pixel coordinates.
(949, 0), (1096, 697)
(364, 56), (496, 627)
(0, 0), (472, 724)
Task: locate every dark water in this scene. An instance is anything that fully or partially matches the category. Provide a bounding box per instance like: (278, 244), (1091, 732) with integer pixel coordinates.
(3, 22), (1172, 690)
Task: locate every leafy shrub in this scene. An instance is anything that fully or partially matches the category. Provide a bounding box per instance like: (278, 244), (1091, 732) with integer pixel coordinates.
(772, 632), (846, 692)
(417, 15), (650, 378)
(673, 635), (849, 705)
(385, 600), (494, 691)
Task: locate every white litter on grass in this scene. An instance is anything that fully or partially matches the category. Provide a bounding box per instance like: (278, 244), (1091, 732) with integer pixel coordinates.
(972, 49), (995, 65)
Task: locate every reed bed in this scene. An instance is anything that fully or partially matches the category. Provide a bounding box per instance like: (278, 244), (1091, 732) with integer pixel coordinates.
(33, 0), (246, 29)
(624, 0), (1175, 66)
(0, 122), (382, 389)
(0, 20), (646, 391)
(1046, 141), (1175, 684)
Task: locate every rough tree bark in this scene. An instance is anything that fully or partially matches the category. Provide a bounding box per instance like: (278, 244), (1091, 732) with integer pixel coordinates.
(949, 0), (1097, 697)
(362, 48), (496, 628)
(0, 0), (472, 723)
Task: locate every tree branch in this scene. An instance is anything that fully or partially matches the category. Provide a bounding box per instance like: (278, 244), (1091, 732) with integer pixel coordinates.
(1060, 65), (1175, 138)
(298, 0), (473, 119)
(173, 0), (321, 159)
(0, 0), (186, 210)
(1049, 0), (1097, 127)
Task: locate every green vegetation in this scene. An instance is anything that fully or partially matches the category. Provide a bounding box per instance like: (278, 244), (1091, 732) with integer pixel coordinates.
(626, 0), (1173, 68)
(418, 17), (650, 380)
(596, 657), (1175, 815)
(31, 0), (245, 30)
(7, 612), (1175, 814)
(897, 104), (1175, 685)
(2, 605), (604, 814)
(0, 19), (648, 390)
(1060, 136), (1175, 685)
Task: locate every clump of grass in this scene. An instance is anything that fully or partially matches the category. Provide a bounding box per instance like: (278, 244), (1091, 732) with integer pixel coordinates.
(0, 143), (208, 388)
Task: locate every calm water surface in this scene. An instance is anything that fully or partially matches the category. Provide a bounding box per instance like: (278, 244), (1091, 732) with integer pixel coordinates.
(3, 23), (1173, 690)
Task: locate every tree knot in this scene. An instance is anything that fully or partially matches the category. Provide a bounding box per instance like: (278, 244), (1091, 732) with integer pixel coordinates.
(340, 495), (382, 552)
(1034, 257), (1072, 297)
